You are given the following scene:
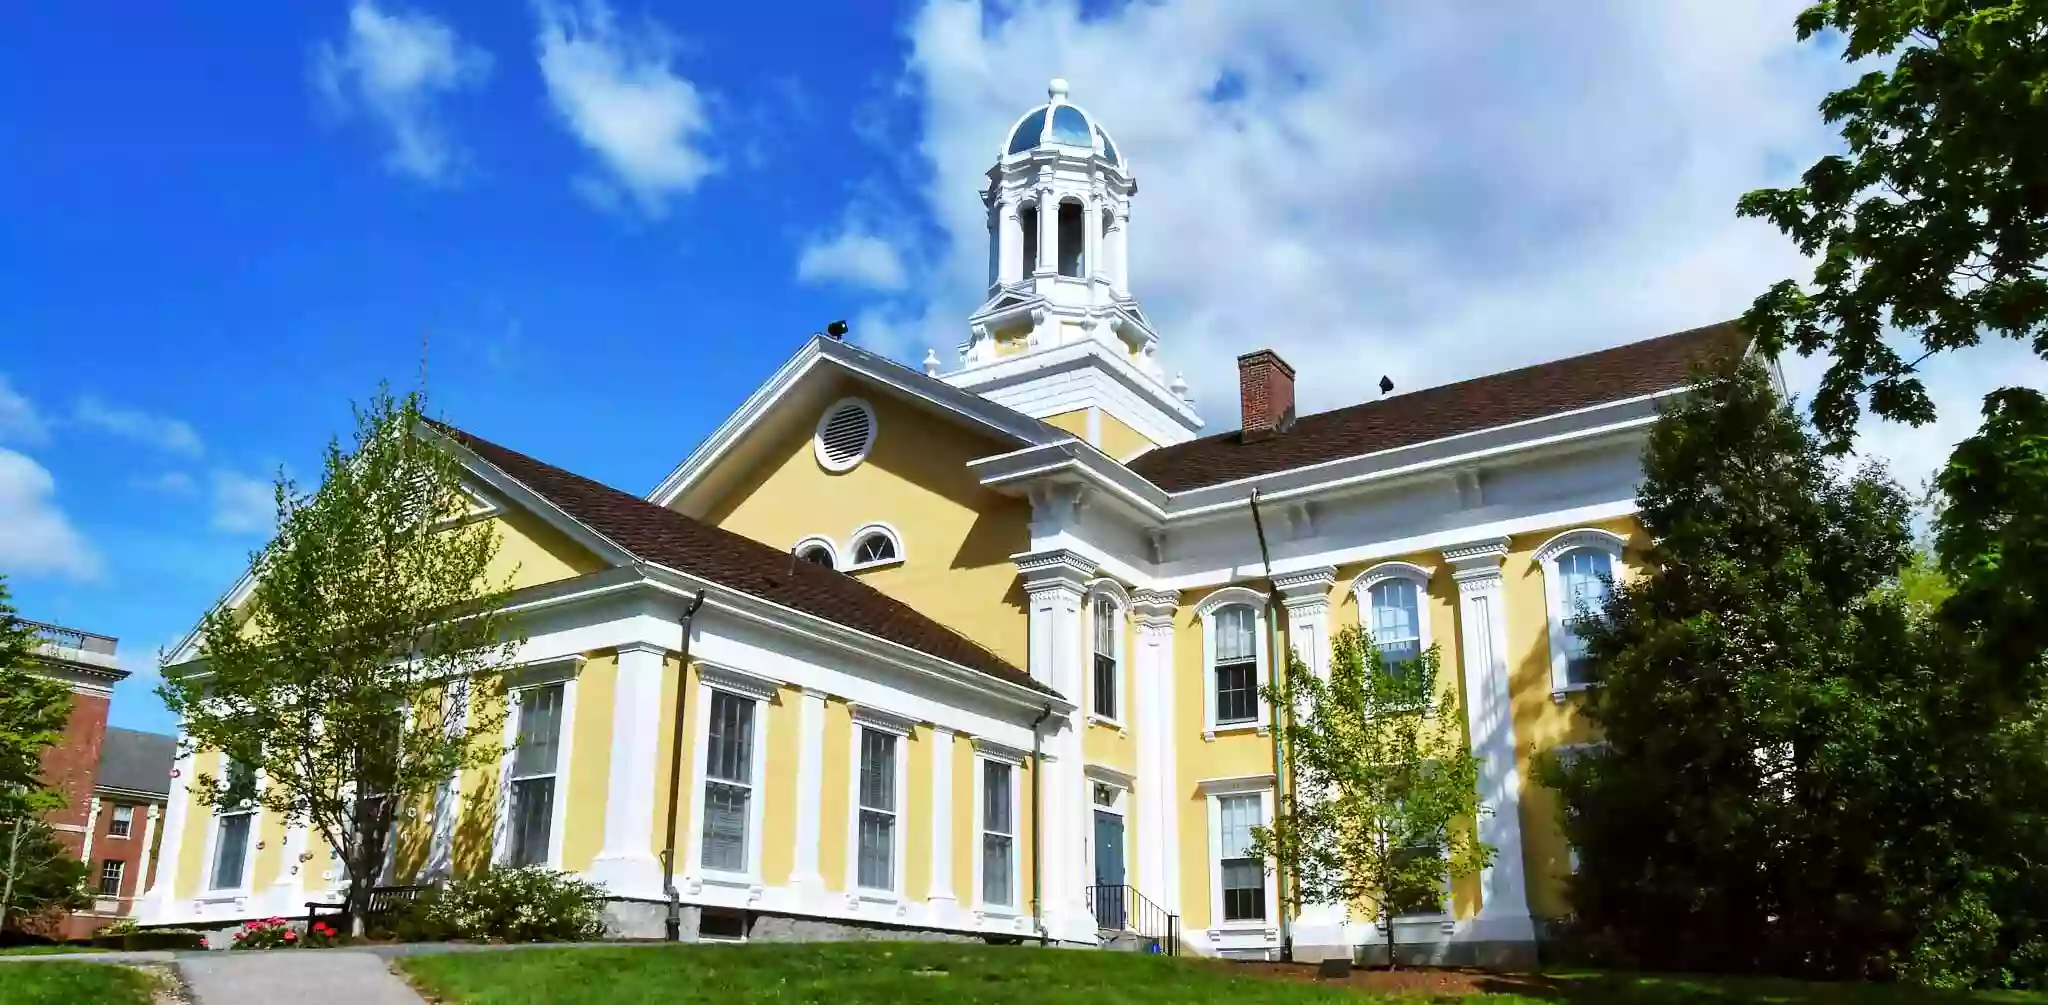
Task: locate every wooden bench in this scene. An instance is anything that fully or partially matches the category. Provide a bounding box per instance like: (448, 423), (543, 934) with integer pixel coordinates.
(305, 884), (434, 933)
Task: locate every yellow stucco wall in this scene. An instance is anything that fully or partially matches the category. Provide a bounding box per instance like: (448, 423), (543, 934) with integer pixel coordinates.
(171, 750), (220, 901)
(906, 726), (933, 902)
(698, 379), (1032, 669)
(560, 654), (617, 873)
(1042, 409), (1090, 440)
(484, 502), (609, 592)
(650, 657), (695, 871)
(762, 686), (801, 885)
(1097, 410), (1154, 461)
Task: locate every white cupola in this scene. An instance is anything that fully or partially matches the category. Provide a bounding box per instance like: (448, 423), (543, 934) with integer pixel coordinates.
(940, 79), (1203, 452)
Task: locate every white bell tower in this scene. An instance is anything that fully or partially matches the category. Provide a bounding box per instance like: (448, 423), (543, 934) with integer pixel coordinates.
(937, 79), (1203, 452)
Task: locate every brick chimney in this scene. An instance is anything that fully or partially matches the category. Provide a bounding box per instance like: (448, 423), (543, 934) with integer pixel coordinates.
(1237, 349), (1297, 442)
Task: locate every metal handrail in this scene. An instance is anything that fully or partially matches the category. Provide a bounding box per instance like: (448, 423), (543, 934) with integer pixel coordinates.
(1083, 883), (1180, 957)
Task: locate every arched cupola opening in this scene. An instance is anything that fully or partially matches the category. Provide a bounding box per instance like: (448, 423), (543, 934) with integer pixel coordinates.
(1057, 200), (1085, 278)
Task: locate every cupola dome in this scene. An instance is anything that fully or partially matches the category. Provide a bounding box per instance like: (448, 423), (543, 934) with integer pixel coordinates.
(1001, 78), (1122, 167)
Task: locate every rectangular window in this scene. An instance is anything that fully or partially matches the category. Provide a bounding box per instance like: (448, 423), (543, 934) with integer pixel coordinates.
(855, 729), (897, 891)
(1558, 550), (1615, 685)
(1214, 606), (1259, 725)
(108, 804), (134, 838)
(210, 758), (256, 890)
(99, 859), (125, 897)
(700, 690), (756, 874)
(981, 761), (1015, 907)
(1388, 844), (1448, 916)
(1092, 597), (1118, 720)
(508, 682), (564, 867)
(1369, 579), (1423, 676)
(1218, 793), (1265, 922)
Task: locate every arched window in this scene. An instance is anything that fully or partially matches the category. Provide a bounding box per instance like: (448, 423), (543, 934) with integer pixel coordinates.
(792, 537), (838, 570)
(1352, 562), (1435, 685)
(1086, 581), (1128, 724)
(1195, 587), (1269, 739)
(1057, 200), (1085, 277)
(1534, 529), (1627, 699)
(847, 524), (904, 570)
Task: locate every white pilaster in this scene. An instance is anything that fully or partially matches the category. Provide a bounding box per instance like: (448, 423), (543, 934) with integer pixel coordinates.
(1083, 193), (1102, 283)
(999, 201), (1022, 284)
(1444, 538), (1534, 941)
(1034, 188), (1056, 277)
(137, 743), (191, 922)
(1017, 548), (1095, 944)
(1272, 568), (1349, 955)
(1130, 588), (1179, 915)
(132, 804), (160, 916)
(588, 641), (668, 899)
(789, 687), (827, 905)
(928, 724), (958, 923)
(1109, 207), (1130, 295)
(81, 795), (101, 863)
(271, 818), (309, 911)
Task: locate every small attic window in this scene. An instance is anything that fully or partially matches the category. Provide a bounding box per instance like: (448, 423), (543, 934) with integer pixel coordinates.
(793, 536), (838, 570)
(814, 398), (877, 473)
(847, 524), (904, 570)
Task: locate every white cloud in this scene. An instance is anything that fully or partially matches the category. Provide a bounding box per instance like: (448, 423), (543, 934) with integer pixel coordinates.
(798, 228), (911, 290)
(0, 448), (100, 581)
(312, 0), (493, 183)
(73, 396), (204, 456)
(0, 375), (47, 446)
(211, 470), (277, 535)
(533, 0), (715, 216)
(841, 0), (2010, 484)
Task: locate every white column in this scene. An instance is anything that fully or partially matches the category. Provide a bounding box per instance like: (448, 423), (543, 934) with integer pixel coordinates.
(1017, 548), (1093, 944)
(81, 795), (101, 863)
(928, 724), (957, 922)
(1273, 568), (1350, 958)
(588, 641), (668, 898)
(998, 200), (1022, 284)
(1110, 206), (1131, 295)
(1444, 538), (1534, 942)
(131, 804), (161, 917)
(1130, 589), (1179, 915)
(1035, 189), (1057, 276)
(1083, 194), (1102, 283)
(425, 683), (470, 885)
(137, 743), (191, 922)
(790, 687), (827, 905)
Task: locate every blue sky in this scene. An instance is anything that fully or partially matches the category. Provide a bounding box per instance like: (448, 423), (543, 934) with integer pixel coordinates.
(2, 1), (2034, 736)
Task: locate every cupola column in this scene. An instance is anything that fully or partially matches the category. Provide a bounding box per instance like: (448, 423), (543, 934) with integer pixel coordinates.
(1083, 193), (1102, 284)
(1109, 206), (1130, 295)
(1034, 188), (1057, 277)
(998, 199), (1023, 284)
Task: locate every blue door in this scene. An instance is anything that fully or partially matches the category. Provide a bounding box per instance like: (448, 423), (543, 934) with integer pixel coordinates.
(1093, 810), (1126, 930)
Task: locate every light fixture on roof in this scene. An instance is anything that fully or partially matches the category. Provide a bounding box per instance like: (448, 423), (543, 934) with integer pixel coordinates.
(1379, 375), (1395, 396)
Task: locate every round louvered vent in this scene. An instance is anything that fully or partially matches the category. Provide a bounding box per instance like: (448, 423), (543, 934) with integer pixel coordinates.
(813, 398), (877, 472)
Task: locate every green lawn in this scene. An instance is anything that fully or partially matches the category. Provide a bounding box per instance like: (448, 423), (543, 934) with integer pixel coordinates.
(0, 963), (156, 1005)
(0, 946), (97, 956)
(395, 943), (2048, 1005)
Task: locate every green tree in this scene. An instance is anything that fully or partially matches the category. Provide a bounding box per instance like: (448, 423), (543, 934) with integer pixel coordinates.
(158, 389), (524, 935)
(1543, 350), (1930, 978)
(0, 815), (88, 935)
(0, 577), (71, 805)
(1936, 388), (2048, 694)
(1738, 0), (2048, 450)
(1249, 628), (1489, 968)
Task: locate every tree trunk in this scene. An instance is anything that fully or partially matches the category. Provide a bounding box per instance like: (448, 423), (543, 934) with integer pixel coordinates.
(1383, 905), (1396, 971)
(0, 817), (22, 933)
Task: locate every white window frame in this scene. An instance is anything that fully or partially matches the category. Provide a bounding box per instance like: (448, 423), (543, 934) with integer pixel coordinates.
(845, 705), (913, 903)
(971, 741), (1025, 916)
(1196, 587), (1271, 741)
(813, 396), (878, 473)
(1534, 529), (1628, 701)
(1197, 774), (1278, 935)
(493, 657), (581, 870)
(688, 664), (777, 888)
(107, 804), (134, 839)
(1352, 562), (1435, 668)
(1085, 579), (1129, 729)
(792, 535), (840, 570)
(844, 522), (906, 572)
(200, 755), (260, 899)
(98, 858), (125, 898)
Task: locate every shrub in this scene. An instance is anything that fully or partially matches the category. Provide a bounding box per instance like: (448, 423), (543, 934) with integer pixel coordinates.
(302, 920), (343, 948)
(395, 866), (607, 943)
(230, 918), (300, 950)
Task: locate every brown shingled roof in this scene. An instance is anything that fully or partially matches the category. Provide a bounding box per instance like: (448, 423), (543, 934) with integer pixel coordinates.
(1127, 321), (1743, 493)
(428, 421), (1048, 696)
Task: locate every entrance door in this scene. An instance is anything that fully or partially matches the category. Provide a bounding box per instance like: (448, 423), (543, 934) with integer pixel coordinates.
(1093, 809), (1126, 930)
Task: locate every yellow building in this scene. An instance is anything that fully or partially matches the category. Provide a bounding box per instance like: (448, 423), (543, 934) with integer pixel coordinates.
(139, 80), (1739, 963)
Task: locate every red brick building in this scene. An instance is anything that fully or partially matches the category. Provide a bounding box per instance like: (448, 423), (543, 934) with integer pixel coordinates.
(23, 621), (173, 940)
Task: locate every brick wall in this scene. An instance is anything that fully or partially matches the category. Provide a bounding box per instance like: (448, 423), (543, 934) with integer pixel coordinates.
(40, 689), (109, 858)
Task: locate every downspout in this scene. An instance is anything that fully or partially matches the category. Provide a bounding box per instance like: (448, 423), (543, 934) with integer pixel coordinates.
(1029, 702), (1056, 945)
(660, 589), (708, 942)
(1247, 487), (1293, 961)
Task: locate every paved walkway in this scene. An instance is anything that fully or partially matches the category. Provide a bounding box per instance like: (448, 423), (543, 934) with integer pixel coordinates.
(179, 950), (425, 1005)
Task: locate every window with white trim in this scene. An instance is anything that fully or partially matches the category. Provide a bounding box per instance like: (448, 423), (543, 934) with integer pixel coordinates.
(507, 682), (564, 867)
(794, 538), (837, 569)
(1555, 549), (1614, 685)
(980, 760), (1016, 908)
(814, 398), (878, 472)
(855, 728), (898, 891)
(1091, 595), (1120, 721)
(209, 757), (257, 890)
(1217, 794), (1265, 922)
(1213, 605), (1259, 725)
(1368, 579), (1423, 678)
(852, 531), (897, 566)
(108, 804), (133, 838)
(99, 859), (124, 898)
(700, 690), (757, 874)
